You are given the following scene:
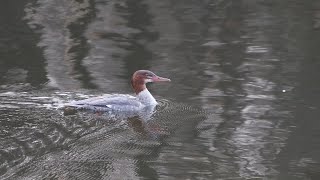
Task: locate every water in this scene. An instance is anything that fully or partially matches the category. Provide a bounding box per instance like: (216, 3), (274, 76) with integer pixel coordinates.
(1, 0), (320, 179)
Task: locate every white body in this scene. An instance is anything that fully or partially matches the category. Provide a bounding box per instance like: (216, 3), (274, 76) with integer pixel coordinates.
(137, 89), (158, 106)
(67, 89), (158, 113)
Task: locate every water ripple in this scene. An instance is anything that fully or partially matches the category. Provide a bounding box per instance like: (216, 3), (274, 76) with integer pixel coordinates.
(0, 89), (208, 179)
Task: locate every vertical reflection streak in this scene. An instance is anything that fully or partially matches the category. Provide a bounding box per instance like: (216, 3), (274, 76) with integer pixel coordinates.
(25, 0), (96, 90)
(228, 1), (292, 178)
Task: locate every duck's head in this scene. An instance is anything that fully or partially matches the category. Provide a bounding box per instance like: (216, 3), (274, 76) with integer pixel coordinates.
(131, 70), (171, 94)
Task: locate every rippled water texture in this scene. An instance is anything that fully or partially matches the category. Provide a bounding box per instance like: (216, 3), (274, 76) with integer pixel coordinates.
(1, 0), (320, 179)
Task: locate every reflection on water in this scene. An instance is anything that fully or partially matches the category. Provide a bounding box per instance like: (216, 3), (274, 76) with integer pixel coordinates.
(0, 0), (47, 86)
(24, 0), (97, 89)
(0, 0), (320, 179)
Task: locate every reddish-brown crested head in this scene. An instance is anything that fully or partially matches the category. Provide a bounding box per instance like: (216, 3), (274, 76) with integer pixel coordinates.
(131, 70), (171, 94)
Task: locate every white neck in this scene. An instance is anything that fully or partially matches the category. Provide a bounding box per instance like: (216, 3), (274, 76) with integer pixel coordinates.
(136, 88), (158, 106)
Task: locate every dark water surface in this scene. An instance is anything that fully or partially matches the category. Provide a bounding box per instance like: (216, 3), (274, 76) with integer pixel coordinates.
(1, 0), (320, 179)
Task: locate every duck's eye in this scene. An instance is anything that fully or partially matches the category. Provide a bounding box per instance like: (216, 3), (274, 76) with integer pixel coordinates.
(146, 74), (153, 79)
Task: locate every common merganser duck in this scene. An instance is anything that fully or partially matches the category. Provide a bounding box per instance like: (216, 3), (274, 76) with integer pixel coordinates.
(63, 70), (170, 115)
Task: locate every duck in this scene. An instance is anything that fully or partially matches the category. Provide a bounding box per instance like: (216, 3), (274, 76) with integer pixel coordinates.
(63, 70), (171, 115)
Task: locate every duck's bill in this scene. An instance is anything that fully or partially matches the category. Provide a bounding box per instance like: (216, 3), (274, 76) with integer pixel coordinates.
(152, 76), (171, 82)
